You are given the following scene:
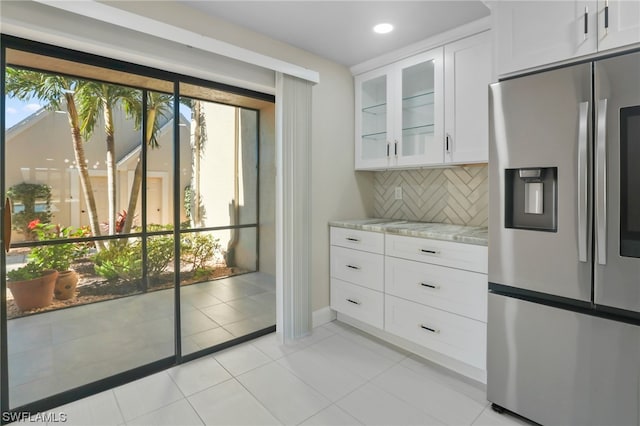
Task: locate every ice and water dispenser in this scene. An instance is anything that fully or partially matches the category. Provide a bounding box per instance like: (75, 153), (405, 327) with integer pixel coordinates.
(505, 167), (557, 232)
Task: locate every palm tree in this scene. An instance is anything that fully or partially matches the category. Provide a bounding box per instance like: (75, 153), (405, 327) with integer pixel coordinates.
(77, 82), (131, 235)
(5, 68), (104, 247)
(120, 91), (172, 235)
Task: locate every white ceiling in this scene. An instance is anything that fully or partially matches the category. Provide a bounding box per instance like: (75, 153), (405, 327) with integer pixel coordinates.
(180, 1), (491, 68)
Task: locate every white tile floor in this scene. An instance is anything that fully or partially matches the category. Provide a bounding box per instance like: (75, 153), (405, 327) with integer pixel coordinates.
(26, 320), (532, 426)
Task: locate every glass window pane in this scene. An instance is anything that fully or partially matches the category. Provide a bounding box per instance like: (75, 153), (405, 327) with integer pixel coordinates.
(402, 60), (435, 157)
(4, 53), (177, 410)
(5, 66), (146, 239)
(180, 227), (272, 356)
(179, 92), (258, 229)
(5, 236), (174, 408)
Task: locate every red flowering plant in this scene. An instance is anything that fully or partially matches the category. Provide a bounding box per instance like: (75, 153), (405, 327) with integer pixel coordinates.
(26, 219), (91, 272)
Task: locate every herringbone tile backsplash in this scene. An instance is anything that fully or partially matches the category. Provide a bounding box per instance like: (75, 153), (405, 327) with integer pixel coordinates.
(373, 166), (488, 226)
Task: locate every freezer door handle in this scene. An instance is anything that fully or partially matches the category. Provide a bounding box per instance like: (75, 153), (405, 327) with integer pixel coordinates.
(578, 101), (589, 262)
(596, 99), (608, 265)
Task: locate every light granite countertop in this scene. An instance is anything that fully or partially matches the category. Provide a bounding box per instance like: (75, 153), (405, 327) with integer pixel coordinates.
(328, 218), (488, 246)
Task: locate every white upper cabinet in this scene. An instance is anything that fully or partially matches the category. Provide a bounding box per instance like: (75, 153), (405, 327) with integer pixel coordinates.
(355, 48), (444, 170)
(598, 0), (640, 51)
(494, 1), (598, 76)
(396, 49), (445, 168)
(494, 0), (640, 76)
(355, 66), (394, 169)
(444, 31), (492, 164)
(354, 29), (493, 170)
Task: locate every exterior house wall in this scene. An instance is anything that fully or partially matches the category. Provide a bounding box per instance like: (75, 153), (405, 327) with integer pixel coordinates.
(259, 104), (276, 277)
(5, 104), (191, 241)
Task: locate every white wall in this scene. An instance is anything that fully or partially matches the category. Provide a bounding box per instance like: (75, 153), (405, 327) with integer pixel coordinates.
(3, 0), (375, 312)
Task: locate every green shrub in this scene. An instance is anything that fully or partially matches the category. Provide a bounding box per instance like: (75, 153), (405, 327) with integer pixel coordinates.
(93, 234), (174, 283)
(146, 235), (174, 278)
(93, 242), (142, 281)
(180, 233), (220, 272)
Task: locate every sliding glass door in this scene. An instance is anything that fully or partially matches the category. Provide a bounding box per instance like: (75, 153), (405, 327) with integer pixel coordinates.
(1, 36), (274, 413)
(178, 83), (271, 356)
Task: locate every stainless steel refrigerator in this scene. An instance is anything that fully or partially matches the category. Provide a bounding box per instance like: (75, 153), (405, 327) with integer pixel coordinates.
(488, 51), (640, 425)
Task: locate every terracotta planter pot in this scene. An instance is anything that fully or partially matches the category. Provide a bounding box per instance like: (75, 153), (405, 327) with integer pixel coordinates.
(55, 270), (78, 300)
(7, 269), (58, 311)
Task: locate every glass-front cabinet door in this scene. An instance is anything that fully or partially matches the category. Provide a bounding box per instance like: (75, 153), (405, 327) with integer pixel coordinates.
(355, 67), (392, 169)
(354, 48), (443, 170)
(396, 48), (444, 167)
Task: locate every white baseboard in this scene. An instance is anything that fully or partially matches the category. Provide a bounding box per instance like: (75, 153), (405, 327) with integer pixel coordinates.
(312, 306), (337, 328)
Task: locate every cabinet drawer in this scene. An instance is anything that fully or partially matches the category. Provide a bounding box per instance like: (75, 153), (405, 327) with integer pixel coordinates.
(385, 295), (486, 369)
(331, 278), (383, 329)
(385, 234), (487, 273)
(385, 256), (487, 322)
(330, 227), (384, 254)
(330, 246), (384, 291)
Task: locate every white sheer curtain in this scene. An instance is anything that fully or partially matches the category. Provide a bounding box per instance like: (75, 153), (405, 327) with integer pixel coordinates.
(275, 72), (313, 342)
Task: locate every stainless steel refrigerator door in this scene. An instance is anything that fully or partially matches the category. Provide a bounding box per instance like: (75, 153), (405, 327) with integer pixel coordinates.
(487, 293), (640, 426)
(489, 64), (592, 301)
(594, 52), (640, 314)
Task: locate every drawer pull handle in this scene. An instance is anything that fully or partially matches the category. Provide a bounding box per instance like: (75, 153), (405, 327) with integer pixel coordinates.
(420, 282), (440, 290)
(346, 237), (360, 242)
(419, 249), (440, 255)
(420, 324), (440, 334)
(346, 298), (361, 305)
(346, 264), (361, 270)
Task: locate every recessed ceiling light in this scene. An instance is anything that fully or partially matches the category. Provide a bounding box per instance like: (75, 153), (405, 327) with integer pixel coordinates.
(373, 23), (394, 34)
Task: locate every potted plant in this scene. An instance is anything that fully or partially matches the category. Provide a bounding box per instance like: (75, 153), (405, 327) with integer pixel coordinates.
(27, 220), (90, 300)
(7, 262), (58, 311)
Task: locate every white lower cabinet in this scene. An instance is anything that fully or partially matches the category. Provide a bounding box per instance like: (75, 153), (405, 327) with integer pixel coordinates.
(385, 256), (487, 322)
(330, 246), (384, 292)
(329, 226), (488, 380)
(385, 295), (486, 370)
(330, 278), (384, 329)
(330, 227), (385, 330)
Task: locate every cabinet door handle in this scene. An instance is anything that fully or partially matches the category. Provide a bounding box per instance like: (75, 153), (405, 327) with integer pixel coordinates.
(346, 237), (360, 242)
(419, 324), (440, 334)
(346, 298), (361, 305)
(386, 142), (390, 157)
(346, 264), (361, 270)
(420, 282), (440, 290)
(419, 248), (440, 255)
(3, 197), (12, 253)
(584, 5), (589, 38)
(394, 140), (398, 157)
(445, 134), (451, 153)
(604, 0), (609, 33)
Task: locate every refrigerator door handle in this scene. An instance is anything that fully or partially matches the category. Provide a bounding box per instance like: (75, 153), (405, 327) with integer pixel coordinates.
(596, 99), (608, 265)
(578, 101), (589, 263)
